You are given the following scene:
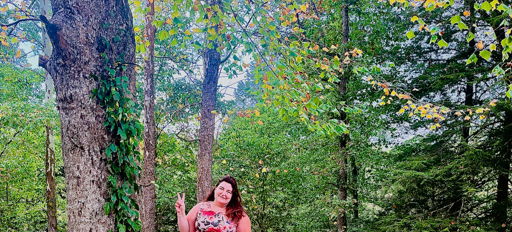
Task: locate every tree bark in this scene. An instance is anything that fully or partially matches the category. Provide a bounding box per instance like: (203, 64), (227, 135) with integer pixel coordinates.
(197, 0), (222, 202)
(336, 2), (350, 232)
(495, 109), (511, 232)
(140, 0), (157, 231)
(351, 157), (359, 220)
(40, 0), (57, 231)
(43, 1), (136, 231)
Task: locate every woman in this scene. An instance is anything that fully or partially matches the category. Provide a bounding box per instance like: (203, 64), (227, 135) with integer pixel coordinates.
(176, 176), (251, 232)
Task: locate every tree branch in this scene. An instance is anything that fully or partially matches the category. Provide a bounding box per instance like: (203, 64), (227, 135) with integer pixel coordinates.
(0, 18), (41, 28)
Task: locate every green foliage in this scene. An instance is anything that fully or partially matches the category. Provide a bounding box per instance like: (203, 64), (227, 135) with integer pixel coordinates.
(92, 59), (143, 231)
(215, 108), (339, 231)
(0, 64), (66, 231)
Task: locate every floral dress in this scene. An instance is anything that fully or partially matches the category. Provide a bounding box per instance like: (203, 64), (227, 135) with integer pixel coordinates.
(195, 202), (237, 232)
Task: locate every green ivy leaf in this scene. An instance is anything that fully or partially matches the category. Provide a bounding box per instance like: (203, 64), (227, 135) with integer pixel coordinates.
(118, 224), (126, 232)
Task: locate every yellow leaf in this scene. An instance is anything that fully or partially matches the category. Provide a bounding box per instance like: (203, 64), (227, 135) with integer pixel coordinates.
(254, 110), (260, 116)
(134, 27), (140, 32)
(410, 104), (416, 109)
(389, 0), (396, 5)
(1, 40), (8, 46)
(464, 115), (471, 120)
(391, 90), (397, 96)
(300, 4), (308, 12)
(463, 11), (471, 16)
(479, 115), (486, 120)
(455, 111), (462, 116)
(489, 100), (497, 106)
(192, 28), (202, 33)
(322, 47), (329, 52)
(10, 37), (17, 43)
(249, 23), (255, 28)
(398, 108), (405, 115)
(411, 16), (419, 22)
(257, 120), (264, 125)
(15, 49), (21, 58)
(383, 88), (390, 95)
(0, 6), (7, 12)
(262, 168), (267, 173)
(1, 26), (7, 31)
(259, 160), (264, 165)
(166, 18), (172, 24)
(221, 160), (227, 164)
(476, 108), (484, 113)
(171, 11), (180, 18)
(379, 101), (386, 106)
(184, 30), (192, 35)
(255, 173), (260, 178)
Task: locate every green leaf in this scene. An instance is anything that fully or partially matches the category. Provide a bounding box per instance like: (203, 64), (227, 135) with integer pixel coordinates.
(480, 1), (491, 11)
(406, 30), (416, 39)
(479, 50), (491, 61)
(450, 15), (461, 25)
(457, 22), (469, 30)
(466, 32), (475, 42)
(437, 39), (449, 48)
(103, 202), (111, 215)
(118, 224), (126, 232)
(466, 53), (478, 64)
(157, 30), (169, 41)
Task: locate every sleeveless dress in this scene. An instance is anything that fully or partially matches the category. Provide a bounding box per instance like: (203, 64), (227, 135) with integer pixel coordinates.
(195, 202), (237, 232)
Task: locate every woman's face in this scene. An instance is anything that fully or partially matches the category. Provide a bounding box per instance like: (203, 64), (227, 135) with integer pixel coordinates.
(214, 181), (233, 205)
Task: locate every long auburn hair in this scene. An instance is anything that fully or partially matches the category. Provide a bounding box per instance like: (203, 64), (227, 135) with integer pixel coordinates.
(205, 175), (246, 223)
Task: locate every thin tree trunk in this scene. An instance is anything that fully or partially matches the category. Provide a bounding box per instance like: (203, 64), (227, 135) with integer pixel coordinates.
(140, 0), (157, 231)
(495, 109), (511, 232)
(336, 2), (350, 232)
(351, 157), (359, 220)
(42, 1), (136, 230)
(197, 0), (222, 202)
(40, 0), (57, 231)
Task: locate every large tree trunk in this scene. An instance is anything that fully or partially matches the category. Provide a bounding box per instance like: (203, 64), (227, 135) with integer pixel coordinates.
(140, 0), (157, 231)
(197, 0), (222, 202)
(40, 0), (57, 231)
(336, 2), (350, 232)
(42, 1), (136, 231)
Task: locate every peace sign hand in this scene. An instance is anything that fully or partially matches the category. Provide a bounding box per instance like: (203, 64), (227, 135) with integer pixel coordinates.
(175, 193), (186, 218)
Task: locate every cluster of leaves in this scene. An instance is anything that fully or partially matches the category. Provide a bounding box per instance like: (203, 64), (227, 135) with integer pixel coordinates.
(92, 58), (143, 232)
(0, 64), (66, 231)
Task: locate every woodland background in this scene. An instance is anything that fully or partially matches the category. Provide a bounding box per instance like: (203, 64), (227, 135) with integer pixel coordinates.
(0, 0), (511, 231)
